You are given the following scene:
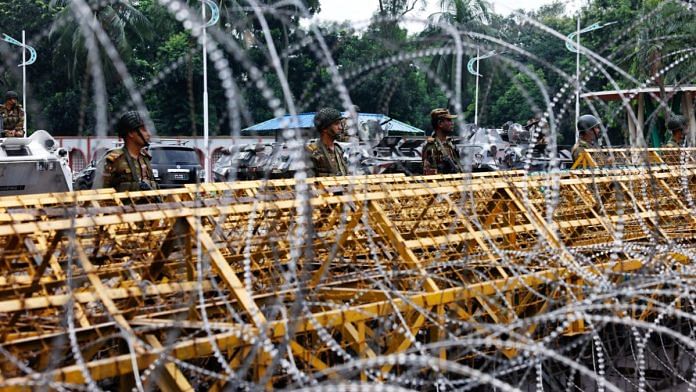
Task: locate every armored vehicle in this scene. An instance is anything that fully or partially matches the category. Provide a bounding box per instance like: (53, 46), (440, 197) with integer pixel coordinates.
(0, 130), (72, 195)
(361, 136), (424, 175)
(497, 122), (573, 170)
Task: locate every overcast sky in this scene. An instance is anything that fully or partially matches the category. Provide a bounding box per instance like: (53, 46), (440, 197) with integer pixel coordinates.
(309, 0), (574, 32)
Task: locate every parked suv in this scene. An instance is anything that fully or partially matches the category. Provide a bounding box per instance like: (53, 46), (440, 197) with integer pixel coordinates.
(74, 143), (204, 190)
(149, 144), (204, 188)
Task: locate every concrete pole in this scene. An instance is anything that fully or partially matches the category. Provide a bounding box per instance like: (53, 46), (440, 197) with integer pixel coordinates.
(202, 1), (210, 183)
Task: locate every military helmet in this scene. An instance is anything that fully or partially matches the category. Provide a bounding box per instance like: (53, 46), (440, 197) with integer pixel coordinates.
(5, 91), (18, 100)
(116, 111), (145, 138)
(667, 115), (687, 132)
(314, 107), (344, 132)
(430, 108), (457, 131)
(577, 114), (601, 133)
(430, 108), (457, 122)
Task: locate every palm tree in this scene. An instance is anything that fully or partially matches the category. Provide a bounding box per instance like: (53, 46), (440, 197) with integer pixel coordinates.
(627, 1), (695, 145)
(425, 0), (492, 111)
(48, 0), (152, 82)
(429, 0), (490, 25)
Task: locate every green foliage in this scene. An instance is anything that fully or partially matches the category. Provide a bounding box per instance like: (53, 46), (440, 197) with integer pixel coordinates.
(0, 0), (691, 142)
(487, 69), (546, 124)
(0, 0), (55, 88)
(48, 0), (152, 82)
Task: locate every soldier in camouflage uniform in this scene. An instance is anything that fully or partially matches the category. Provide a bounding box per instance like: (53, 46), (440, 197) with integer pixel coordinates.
(663, 115), (687, 148)
(422, 108), (462, 175)
(572, 114), (600, 163)
(0, 91), (25, 137)
(93, 111), (158, 192)
(306, 107), (348, 177)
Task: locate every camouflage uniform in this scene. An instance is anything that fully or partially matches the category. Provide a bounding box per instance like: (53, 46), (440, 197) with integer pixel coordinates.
(665, 115), (689, 148)
(306, 141), (347, 177)
(0, 104), (25, 137)
(571, 139), (593, 163)
(662, 140), (680, 148)
(94, 148), (158, 192)
(422, 137), (462, 175)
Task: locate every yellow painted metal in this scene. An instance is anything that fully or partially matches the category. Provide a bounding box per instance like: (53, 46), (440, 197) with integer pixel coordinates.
(0, 156), (695, 389)
(571, 147), (696, 168)
(144, 335), (195, 392)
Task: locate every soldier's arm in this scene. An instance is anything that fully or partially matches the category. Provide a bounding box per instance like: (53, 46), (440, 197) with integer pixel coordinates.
(422, 145), (438, 175)
(305, 145), (318, 178)
(335, 144), (349, 174)
(450, 145), (464, 172)
(452, 146), (461, 161)
(15, 109), (24, 135)
(92, 154), (117, 190)
(571, 146), (584, 164)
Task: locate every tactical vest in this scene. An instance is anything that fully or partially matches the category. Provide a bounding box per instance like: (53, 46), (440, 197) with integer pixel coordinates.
(423, 138), (462, 174)
(571, 139), (593, 163)
(308, 142), (347, 177)
(0, 105), (23, 133)
(109, 149), (158, 192)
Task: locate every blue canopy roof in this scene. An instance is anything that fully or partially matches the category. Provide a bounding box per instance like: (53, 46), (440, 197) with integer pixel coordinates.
(243, 112), (425, 136)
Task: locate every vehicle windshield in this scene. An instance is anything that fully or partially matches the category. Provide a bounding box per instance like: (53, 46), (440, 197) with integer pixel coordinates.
(150, 147), (199, 165)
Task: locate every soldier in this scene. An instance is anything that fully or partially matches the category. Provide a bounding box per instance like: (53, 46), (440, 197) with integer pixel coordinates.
(306, 107), (348, 177)
(572, 114), (601, 163)
(338, 105), (360, 143)
(0, 91), (25, 137)
(663, 115), (687, 147)
(422, 108), (462, 175)
(93, 111), (158, 192)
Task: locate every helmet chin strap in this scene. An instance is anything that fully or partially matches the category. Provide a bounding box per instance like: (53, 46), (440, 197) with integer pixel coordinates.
(328, 123), (342, 140)
(136, 128), (150, 147)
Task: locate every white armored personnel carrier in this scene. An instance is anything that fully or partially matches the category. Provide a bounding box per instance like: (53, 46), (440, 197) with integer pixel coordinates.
(0, 130), (72, 195)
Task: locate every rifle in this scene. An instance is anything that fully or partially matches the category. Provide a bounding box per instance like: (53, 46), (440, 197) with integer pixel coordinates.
(434, 139), (463, 174)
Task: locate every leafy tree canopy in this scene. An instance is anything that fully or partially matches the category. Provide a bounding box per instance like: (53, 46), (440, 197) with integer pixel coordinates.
(0, 0), (691, 145)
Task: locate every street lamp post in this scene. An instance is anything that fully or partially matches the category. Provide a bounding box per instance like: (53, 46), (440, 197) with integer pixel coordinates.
(474, 47), (480, 126)
(201, 0), (219, 182)
(202, 1), (210, 183)
(22, 31), (26, 137)
(566, 20), (616, 142)
(2, 32), (36, 137)
(467, 49), (498, 126)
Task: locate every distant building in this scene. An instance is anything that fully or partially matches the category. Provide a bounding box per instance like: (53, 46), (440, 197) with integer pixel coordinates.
(242, 112), (425, 139)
